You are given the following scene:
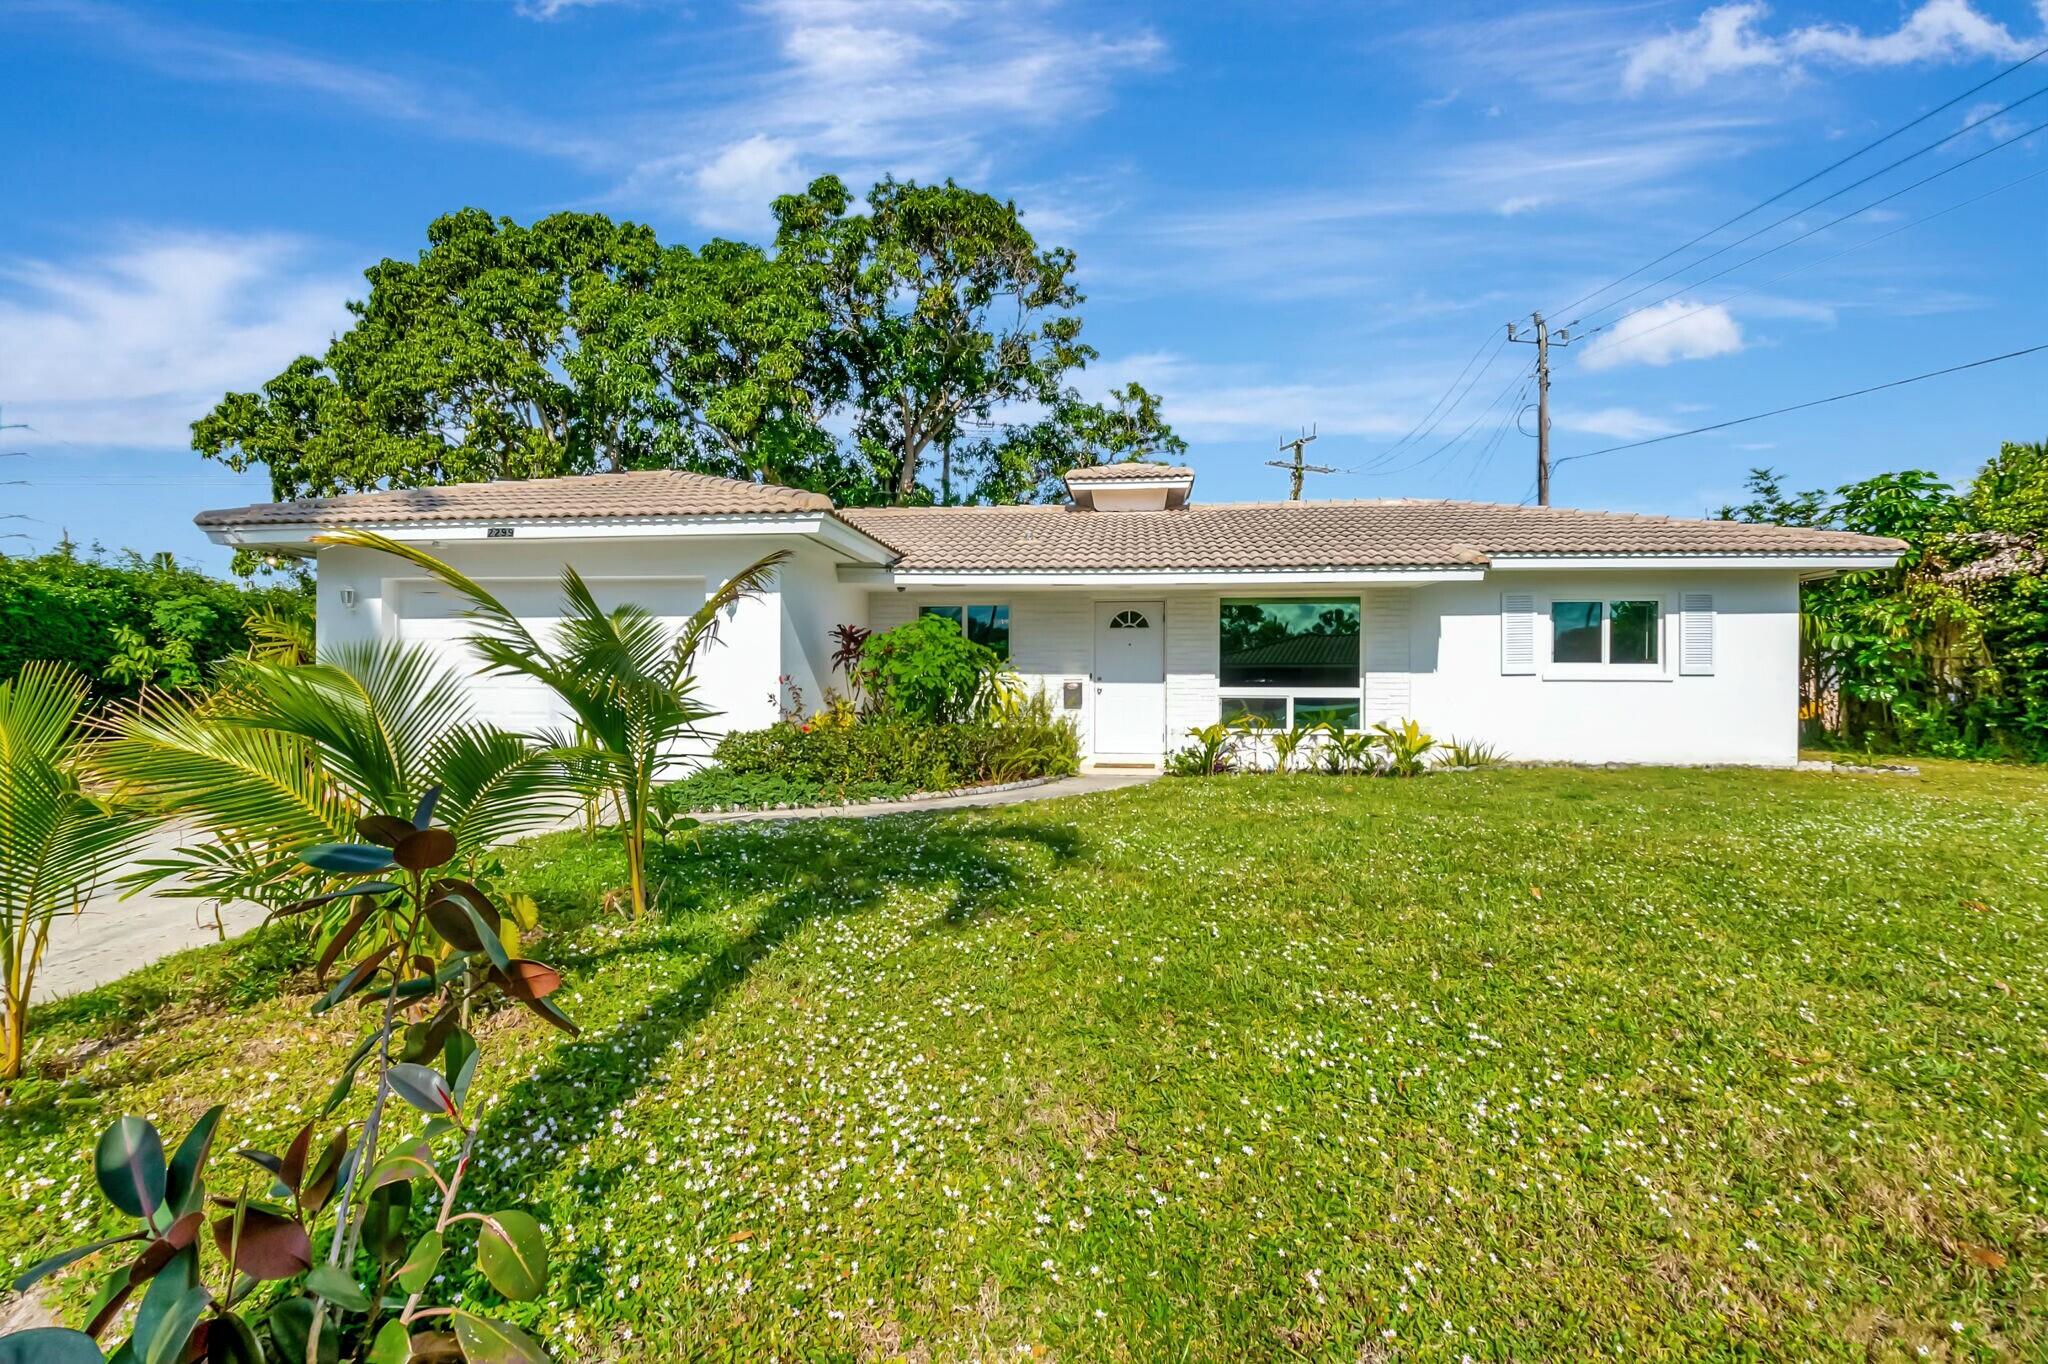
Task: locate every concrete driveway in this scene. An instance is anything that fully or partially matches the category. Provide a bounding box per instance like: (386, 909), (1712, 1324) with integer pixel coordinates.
(32, 822), (268, 1003)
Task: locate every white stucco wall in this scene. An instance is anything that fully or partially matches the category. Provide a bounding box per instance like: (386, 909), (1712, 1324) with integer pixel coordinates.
(1397, 569), (1803, 765)
(866, 571), (1805, 766)
(314, 536), (846, 748)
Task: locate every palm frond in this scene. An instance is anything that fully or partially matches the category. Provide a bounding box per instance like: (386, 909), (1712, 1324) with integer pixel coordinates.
(90, 688), (356, 853)
(428, 724), (581, 851)
(0, 663), (155, 929)
(313, 528), (550, 664)
(666, 550), (790, 688)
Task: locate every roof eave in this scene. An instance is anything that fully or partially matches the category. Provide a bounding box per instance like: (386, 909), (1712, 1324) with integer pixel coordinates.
(1486, 551), (1903, 572)
(202, 510), (902, 564)
(836, 564), (1490, 588)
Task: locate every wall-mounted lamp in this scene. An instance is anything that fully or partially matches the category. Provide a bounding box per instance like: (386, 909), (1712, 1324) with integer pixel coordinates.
(338, 587), (358, 609)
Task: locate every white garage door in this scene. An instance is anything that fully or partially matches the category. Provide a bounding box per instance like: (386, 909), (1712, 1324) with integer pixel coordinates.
(396, 577), (706, 742)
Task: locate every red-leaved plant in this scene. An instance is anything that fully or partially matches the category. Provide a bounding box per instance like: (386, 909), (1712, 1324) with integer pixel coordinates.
(6, 789), (573, 1363)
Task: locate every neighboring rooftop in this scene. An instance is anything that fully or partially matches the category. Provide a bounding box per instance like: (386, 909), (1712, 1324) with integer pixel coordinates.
(194, 469), (833, 528)
(836, 499), (1906, 572)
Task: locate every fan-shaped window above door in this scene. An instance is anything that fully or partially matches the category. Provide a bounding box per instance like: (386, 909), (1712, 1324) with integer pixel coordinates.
(1108, 609), (1150, 630)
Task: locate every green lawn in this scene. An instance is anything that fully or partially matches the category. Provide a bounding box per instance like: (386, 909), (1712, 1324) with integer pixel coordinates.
(5, 762), (2046, 1361)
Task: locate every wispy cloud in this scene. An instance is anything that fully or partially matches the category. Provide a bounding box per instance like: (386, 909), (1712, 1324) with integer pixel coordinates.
(1555, 406), (1681, 439)
(1624, 1), (2043, 93)
(0, 232), (354, 449)
(1579, 300), (1745, 370)
(616, 0), (1167, 230)
(12, 0), (613, 164)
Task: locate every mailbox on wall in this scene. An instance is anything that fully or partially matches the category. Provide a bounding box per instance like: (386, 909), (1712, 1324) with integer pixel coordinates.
(1062, 680), (1084, 711)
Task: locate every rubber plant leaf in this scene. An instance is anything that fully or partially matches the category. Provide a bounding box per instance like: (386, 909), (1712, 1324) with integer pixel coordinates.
(474, 1211), (547, 1302)
(94, 1118), (166, 1221)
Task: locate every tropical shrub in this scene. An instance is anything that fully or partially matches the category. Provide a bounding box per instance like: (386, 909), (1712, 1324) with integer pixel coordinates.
(1166, 722), (1238, 777)
(1370, 718), (1436, 777)
(316, 528), (786, 921)
(92, 643), (573, 939)
(858, 616), (1009, 723)
(1269, 721), (1321, 773)
(1721, 446), (2048, 759)
(714, 699), (1078, 793)
(3, 798), (574, 1363)
(0, 662), (152, 1079)
(0, 543), (308, 695)
(1320, 728), (1375, 775)
(1437, 736), (1505, 768)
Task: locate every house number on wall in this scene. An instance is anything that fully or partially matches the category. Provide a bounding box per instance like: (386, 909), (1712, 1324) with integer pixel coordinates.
(486, 526), (515, 538)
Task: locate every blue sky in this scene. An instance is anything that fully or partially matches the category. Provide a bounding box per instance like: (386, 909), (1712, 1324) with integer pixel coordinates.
(2, 0), (2044, 574)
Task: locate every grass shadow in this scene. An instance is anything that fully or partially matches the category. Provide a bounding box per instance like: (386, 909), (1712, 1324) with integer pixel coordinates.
(456, 812), (1086, 1298)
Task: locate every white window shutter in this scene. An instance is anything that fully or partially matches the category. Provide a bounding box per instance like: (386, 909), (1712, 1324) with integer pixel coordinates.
(1679, 592), (1715, 675)
(1501, 593), (1535, 675)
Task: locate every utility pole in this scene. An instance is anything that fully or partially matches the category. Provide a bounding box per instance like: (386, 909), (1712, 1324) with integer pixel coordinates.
(1507, 314), (1572, 506)
(1265, 424), (1335, 500)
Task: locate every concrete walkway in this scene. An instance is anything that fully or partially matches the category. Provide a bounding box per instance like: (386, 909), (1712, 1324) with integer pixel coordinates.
(695, 769), (1156, 824)
(32, 770), (1156, 1002)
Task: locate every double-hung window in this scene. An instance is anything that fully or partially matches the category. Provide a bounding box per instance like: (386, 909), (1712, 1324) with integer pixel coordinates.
(1217, 598), (1362, 730)
(918, 603), (1011, 661)
(1547, 598), (1665, 675)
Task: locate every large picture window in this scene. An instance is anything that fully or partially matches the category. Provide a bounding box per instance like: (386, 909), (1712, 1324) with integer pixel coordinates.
(919, 604), (1010, 661)
(1219, 598), (1362, 729)
(1220, 600), (1360, 686)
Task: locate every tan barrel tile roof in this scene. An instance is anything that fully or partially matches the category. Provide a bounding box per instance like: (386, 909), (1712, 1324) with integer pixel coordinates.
(834, 500), (1903, 571)
(196, 470), (1905, 570)
(1063, 463), (1195, 482)
(195, 469), (833, 527)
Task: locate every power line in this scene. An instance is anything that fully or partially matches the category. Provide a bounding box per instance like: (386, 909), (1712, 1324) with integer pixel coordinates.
(1573, 159), (2048, 358)
(1370, 330), (1501, 463)
(1576, 112), (2048, 346)
(1568, 82), (2048, 331)
(1353, 331), (1513, 474)
(1552, 343), (2048, 468)
(1547, 41), (2048, 322)
(1360, 359), (1534, 480)
(1460, 373), (1535, 495)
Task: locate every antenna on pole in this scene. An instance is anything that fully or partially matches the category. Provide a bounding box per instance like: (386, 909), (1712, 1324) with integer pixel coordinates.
(1265, 424), (1335, 500)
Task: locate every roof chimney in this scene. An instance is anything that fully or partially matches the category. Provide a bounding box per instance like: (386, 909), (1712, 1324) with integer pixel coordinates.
(1063, 462), (1195, 511)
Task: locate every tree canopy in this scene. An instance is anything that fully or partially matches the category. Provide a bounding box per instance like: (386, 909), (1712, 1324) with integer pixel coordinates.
(195, 179), (1178, 510)
(1721, 440), (2048, 759)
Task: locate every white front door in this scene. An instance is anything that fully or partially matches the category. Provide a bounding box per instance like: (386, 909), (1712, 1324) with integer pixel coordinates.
(1093, 601), (1166, 762)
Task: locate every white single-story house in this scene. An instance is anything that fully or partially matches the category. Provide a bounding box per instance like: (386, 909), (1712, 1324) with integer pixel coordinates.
(197, 463), (1905, 767)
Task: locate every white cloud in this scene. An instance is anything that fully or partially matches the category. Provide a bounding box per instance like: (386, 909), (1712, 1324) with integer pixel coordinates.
(1578, 301), (1745, 370)
(620, 0), (1166, 231)
(0, 232), (353, 449)
(1624, 2), (2040, 93)
(1555, 407), (1681, 439)
(689, 135), (808, 232)
(1090, 351), (1475, 443)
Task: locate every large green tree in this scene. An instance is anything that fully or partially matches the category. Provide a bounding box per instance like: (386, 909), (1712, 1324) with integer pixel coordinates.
(197, 185), (1180, 511)
(1721, 443), (2048, 757)
(196, 210), (667, 497)
(771, 175), (1098, 504)
(961, 381), (1187, 505)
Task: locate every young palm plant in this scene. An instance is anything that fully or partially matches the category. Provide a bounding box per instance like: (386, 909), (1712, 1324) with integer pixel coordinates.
(317, 529), (789, 921)
(93, 643), (574, 937)
(0, 662), (153, 1079)
(1270, 721), (1318, 774)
